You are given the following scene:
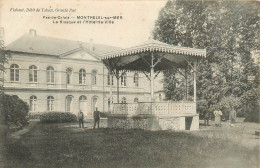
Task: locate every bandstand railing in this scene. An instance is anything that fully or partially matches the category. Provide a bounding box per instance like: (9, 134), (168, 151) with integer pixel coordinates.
(111, 101), (196, 116)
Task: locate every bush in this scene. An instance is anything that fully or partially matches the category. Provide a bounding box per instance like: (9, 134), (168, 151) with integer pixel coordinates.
(197, 99), (208, 119)
(0, 94), (29, 129)
(100, 111), (110, 118)
(244, 100), (259, 123)
(28, 112), (44, 119)
(40, 112), (77, 123)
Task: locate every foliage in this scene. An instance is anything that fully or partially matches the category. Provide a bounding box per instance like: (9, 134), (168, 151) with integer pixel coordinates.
(100, 112), (109, 118)
(163, 69), (186, 101)
(28, 112), (44, 119)
(197, 99), (210, 118)
(0, 94), (29, 129)
(40, 112), (77, 123)
(0, 41), (10, 93)
(0, 39), (11, 138)
(153, 0), (260, 122)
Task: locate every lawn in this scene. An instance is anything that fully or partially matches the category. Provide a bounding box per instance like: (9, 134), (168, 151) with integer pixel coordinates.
(2, 122), (259, 168)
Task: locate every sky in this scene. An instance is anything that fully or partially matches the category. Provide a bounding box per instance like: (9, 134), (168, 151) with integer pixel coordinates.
(0, 0), (167, 48)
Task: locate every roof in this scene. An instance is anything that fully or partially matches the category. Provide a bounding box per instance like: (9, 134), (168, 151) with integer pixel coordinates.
(6, 33), (121, 58)
(101, 39), (207, 72)
(101, 39), (206, 59)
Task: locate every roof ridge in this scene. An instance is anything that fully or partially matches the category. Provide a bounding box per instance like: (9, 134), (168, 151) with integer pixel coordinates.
(7, 33), (121, 49)
(6, 32), (121, 56)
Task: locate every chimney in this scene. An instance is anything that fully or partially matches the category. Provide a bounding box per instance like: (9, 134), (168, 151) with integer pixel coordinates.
(0, 27), (4, 44)
(89, 38), (94, 51)
(29, 29), (36, 36)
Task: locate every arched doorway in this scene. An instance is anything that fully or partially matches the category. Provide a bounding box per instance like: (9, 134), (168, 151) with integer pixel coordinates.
(92, 96), (99, 115)
(65, 95), (73, 113)
(79, 95), (87, 116)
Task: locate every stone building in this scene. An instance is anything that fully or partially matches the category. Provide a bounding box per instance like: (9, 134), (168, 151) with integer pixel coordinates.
(4, 29), (164, 118)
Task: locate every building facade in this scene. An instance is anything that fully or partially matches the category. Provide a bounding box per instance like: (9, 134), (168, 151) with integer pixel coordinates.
(4, 29), (164, 117)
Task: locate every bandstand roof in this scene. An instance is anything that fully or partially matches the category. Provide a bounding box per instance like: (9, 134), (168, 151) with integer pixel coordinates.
(101, 39), (206, 72)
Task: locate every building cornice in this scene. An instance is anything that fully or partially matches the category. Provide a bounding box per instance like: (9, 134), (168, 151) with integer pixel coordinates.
(4, 87), (150, 94)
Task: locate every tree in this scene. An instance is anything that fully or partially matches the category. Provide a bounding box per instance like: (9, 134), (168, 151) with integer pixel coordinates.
(0, 35), (11, 143)
(0, 94), (29, 129)
(153, 0), (260, 121)
(0, 40), (10, 94)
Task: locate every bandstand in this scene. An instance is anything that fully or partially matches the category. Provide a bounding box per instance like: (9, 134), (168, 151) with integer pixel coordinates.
(101, 39), (206, 130)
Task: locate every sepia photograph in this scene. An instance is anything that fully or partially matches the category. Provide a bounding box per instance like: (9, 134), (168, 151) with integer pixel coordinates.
(0, 0), (259, 167)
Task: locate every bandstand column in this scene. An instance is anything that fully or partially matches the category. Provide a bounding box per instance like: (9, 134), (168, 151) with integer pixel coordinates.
(150, 52), (154, 101)
(109, 72), (113, 111)
(185, 67), (188, 101)
(116, 70), (120, 103)
(193, 60), (197, 102)
(150, 66), (154, 100)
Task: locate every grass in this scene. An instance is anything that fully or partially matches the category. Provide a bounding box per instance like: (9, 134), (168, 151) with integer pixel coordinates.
(197, 121), (260, 149)
(2, 122), (259, 168)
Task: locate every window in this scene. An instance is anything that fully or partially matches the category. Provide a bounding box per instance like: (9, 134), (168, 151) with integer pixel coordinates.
(79, 95), (87, 101)
(66, 68), (72, 85)
(121, 72), (126, 86)
(79, 69), (86, 84)
(107, 72), (114, 85)
(10, 64), (19, 81)
(134, 98), (139, 103)
(91, 70), (97, 85)
(46, 66), (54, 83)
(121, 97), (126, 104)
(30, 95), (37, 111)
(133, 73), (139, 87)
(29, 65), (37, 82)
(47, 96), (54, 111)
